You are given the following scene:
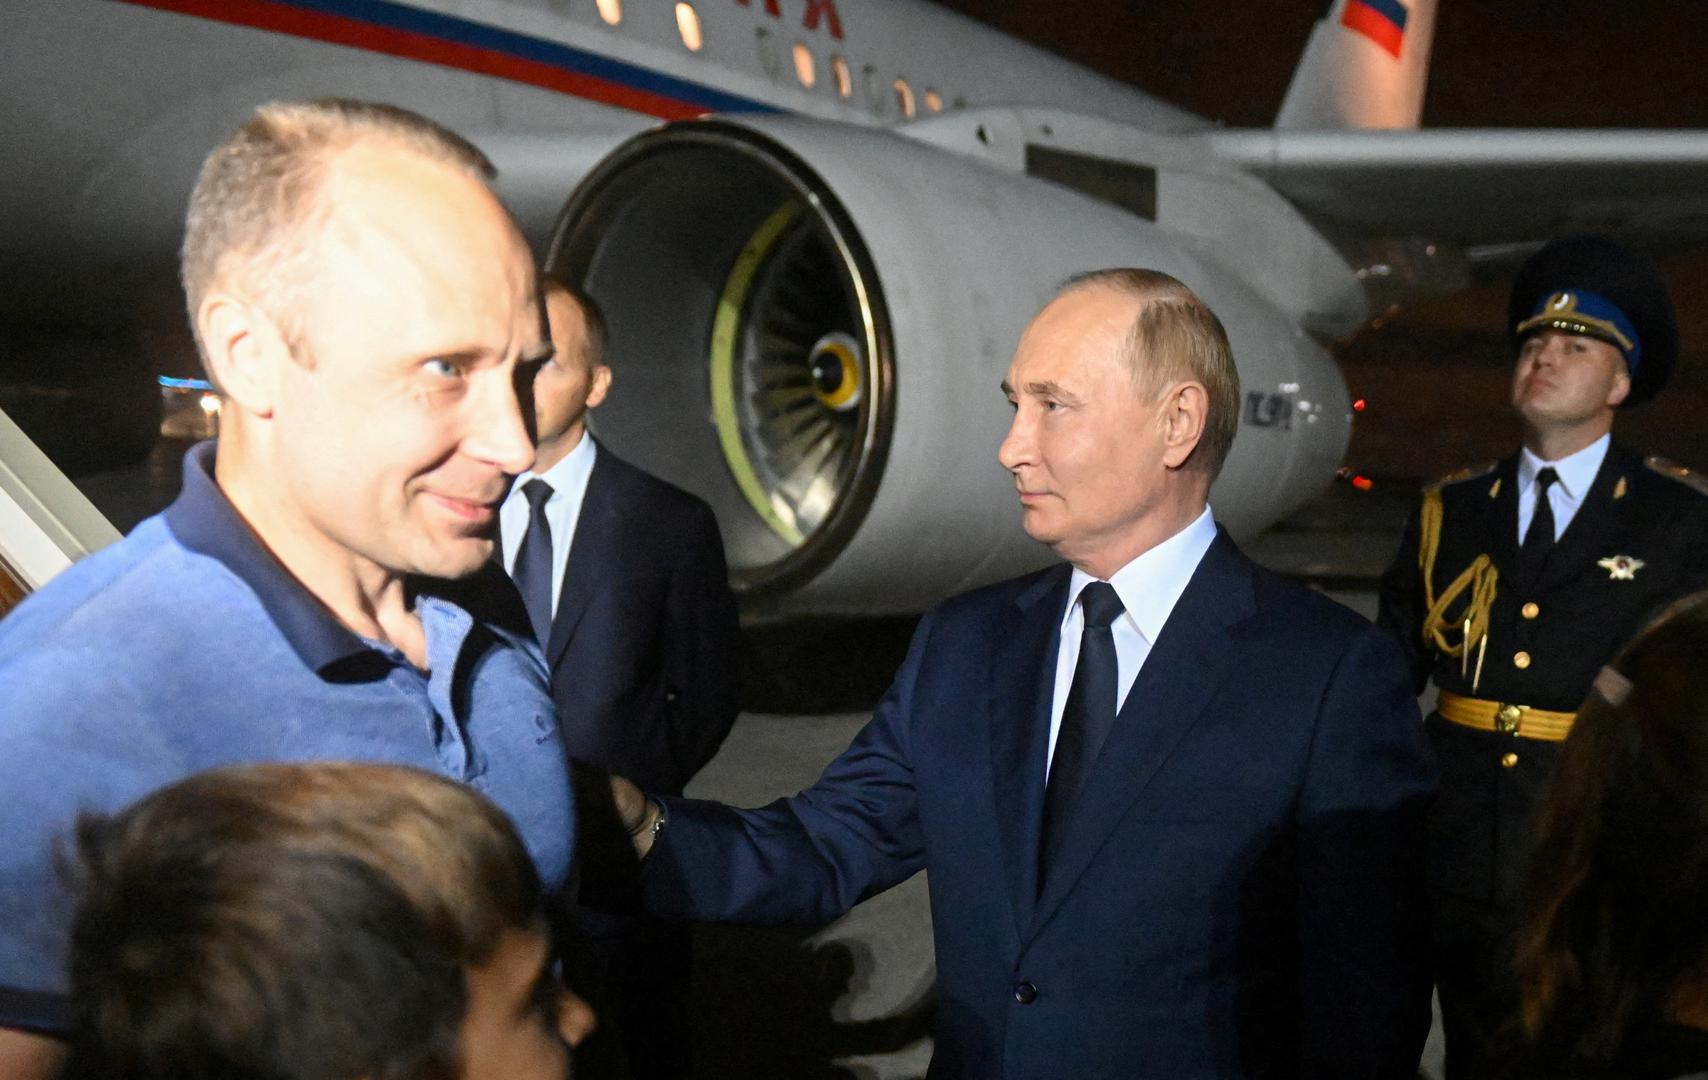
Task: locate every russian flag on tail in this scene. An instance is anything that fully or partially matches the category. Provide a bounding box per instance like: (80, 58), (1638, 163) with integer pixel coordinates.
(1340, 0), (1409, 58)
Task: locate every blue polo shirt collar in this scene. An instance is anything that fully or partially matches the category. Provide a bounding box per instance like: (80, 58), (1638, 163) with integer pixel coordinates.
(164, 441), (374, 674)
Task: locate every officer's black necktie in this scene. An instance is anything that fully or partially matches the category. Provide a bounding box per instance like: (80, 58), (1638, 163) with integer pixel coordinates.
(1040, 581), (1125, 889)
(513, 478), (555, 646)
(1519, 467), (1559, 581)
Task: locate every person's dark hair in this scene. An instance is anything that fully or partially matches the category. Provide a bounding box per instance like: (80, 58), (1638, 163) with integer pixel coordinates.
(543, 279), (610, 369)
(1511, 590), (1708, 1077)
(1060, 268), (1240, 481)
(62, 762), (543, 1080)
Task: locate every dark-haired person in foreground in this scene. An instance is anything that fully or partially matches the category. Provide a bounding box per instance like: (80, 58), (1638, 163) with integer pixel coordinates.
(0, 98), (574, 1077)
(64, 762), (591, 1080)
(614, 269), (1436, 1078)
(1509, 590), (1708, 1079)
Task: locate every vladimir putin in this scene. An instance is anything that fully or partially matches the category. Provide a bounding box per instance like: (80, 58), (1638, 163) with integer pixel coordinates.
(613, 269), (1437, 1078)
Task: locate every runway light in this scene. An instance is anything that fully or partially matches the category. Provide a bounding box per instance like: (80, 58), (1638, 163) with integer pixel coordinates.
(1351, 474), (1374, 491)
(1352, 398), (1367, 412)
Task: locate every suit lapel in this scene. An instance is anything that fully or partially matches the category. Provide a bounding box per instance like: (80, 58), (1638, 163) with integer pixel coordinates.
(545, 444), (614, 665)
(1538, 444), (1630, 589)
(1484, 455), (1521, 580)
(1029, 531), (1257, 937)
(988, 566), (1070, 942)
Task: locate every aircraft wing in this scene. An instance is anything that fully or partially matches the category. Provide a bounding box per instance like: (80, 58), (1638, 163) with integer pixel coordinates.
(1202, 129), (1708, 248)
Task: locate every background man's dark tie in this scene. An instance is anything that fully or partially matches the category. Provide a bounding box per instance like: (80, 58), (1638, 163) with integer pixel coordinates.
(513, 478), (555, 645)
(1519, 466), (1559, 582)
(1041, 580), (1125, 889)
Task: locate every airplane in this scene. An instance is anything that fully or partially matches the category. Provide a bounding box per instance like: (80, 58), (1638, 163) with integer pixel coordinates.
(5, 0), (1708, 620)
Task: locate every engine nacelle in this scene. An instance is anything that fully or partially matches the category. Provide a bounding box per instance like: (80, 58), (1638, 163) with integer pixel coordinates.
(548, 116), (1349, 615)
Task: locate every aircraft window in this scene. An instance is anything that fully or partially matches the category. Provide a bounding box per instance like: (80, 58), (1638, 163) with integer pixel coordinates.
(830, 54), (852, 98)
(596, 0), (621, 26)
(862, 63), (884, 114)
(793, 42), (816, 88)
(894, 78), (915, 118)
(925, 88), (943, 113)
(755, 28), (783, 80)
(675, 3), (702, 50)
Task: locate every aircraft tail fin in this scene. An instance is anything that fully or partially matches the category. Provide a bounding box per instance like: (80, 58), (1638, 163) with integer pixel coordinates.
(1275, 0), (1438, 130)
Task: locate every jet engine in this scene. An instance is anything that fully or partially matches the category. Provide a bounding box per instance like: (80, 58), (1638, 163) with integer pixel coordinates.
(547, 117), (1350, 615)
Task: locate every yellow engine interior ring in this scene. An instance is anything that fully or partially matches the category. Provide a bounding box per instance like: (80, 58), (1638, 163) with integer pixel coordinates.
(708, 202), (805, 547)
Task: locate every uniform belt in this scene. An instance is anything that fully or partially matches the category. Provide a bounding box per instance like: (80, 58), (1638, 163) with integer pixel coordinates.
(1436, 691), (1576, 742)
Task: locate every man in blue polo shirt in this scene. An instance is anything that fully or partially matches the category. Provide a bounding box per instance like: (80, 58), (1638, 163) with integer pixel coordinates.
(0, 99), (575, 1077)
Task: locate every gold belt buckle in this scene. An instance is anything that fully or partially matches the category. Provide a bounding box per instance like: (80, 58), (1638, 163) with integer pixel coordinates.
(1495, 703), (1524, 735)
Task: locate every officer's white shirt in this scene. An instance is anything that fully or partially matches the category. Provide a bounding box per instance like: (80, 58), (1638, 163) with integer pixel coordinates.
(1047, 505), (1218, 777)
(499, 433), (598, 620)
(1517, 433), (1608, 545)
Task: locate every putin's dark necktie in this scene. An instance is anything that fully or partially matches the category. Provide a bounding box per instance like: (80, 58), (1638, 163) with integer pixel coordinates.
(1040, 580), (1125, 889)
(513, 478), (556, 646)
(1518, 467), (1559, 582)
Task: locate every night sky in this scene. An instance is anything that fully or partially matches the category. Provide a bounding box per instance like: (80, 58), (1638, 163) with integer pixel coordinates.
(936, 0), (1708, 477)
(936, 0), (1708, 130)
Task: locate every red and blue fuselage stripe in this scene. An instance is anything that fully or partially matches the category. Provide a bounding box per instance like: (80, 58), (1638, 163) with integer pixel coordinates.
(1339, 0), (1408, 58)
(117, 0), (778, 120)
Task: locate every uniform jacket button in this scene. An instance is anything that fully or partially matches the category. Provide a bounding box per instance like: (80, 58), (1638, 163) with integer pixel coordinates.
(1513, 650), (1532, 669)
(1013, 981), (1038, 1004)
(1521, 602), (1540, 619)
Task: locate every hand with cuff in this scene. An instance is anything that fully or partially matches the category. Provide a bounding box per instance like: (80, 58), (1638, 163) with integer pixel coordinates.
(610, 774), (665, 858)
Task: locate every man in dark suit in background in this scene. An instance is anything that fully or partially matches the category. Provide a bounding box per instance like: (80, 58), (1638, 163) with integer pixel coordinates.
(500, 280), (741, 1079)
(615, 269), (1437, 1078)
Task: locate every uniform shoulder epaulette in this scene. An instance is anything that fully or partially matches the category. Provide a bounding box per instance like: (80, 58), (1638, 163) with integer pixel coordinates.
(1645, 455), (1708, 497)
(1425, 461), (1499, 495)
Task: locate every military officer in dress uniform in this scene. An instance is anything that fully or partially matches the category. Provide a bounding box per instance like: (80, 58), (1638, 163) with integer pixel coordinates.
(1378, 234), (1708, 1079)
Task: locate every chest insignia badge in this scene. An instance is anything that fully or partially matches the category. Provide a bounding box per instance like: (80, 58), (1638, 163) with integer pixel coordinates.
(1597, 555), (1645, 580)
(1614, 476), (1628, 500)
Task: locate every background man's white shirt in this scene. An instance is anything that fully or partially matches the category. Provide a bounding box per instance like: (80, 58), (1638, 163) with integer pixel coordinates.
(499, 434), (598, 620)
(1517, 432), (1607, 545)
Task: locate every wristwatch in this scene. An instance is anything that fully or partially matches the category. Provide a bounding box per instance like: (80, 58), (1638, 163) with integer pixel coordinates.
(647, 797), (668, 842)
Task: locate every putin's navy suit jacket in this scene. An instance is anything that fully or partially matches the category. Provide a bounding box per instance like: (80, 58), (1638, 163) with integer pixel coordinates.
(644, 529), (1437, 1079)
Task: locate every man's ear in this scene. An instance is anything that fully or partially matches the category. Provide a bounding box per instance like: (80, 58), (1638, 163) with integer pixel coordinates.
(1159, 381), (1209, 470)
(1607, 366), (1632, 409)
(586, 364), (613, 411)
(196, 292), (289, 419)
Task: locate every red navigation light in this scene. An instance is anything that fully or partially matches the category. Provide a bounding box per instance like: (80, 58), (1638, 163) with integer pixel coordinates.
(1352, 398), (1367, 413)
(1351, 474), (1374, 491)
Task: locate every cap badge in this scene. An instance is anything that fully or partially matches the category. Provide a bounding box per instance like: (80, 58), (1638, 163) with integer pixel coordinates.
(1516, 289), (1638, 355)
(1597, 555), (1644, 581)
